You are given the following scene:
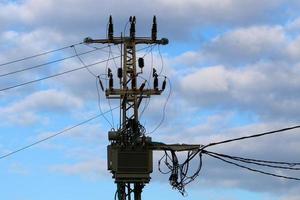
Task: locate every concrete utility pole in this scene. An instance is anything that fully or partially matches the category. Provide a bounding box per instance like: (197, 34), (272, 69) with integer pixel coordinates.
(84, 16), (200, 200)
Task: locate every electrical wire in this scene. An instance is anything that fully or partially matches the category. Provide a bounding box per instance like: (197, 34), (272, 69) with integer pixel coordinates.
(0, 46), (109, 78)
(178, 125), (300, 171)
(123, 20), (130, 37)
(109, 45), (119, 70)
(0, 45), (153, 92)
(0, 106), (120, 160)
(205, 152), (300, 181)
(72, 46), (98, 78)
(73, 44), (114, 129)
(108, 45), (120, 128)
(141, 44), (156, 58)
(203, 125), (300, 149)
(137, 75), (151, 119)
(84, 43), (119, 55)
(158, 149), (203, 195)
(105, 45), (115, 129)
(0, 56), (117, 92)
(96, 77), (114, 129)
(147, 76), (172, 135)
(147, 45), (155, 86)
(157, 125), (300, 194)
(0, 42), (83, 68)
(203, 150), (300, 170)
(158, 45), (165, 75)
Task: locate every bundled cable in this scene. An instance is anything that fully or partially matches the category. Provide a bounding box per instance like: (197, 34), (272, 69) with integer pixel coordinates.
(203, 150), (300, 170)
(158, 150), (203, 195)
(203, 150), (300, 181)
(158, 124), (300, 195)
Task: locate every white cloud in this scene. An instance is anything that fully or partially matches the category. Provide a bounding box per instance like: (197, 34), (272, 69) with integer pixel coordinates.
(1, 1), (300, 199)
(179, 62), (300, 121)
(50, 159), (109, 179)
(0, 89), (83, 125)
(203, 26), (287, 64)
(0, 0), (295, 40)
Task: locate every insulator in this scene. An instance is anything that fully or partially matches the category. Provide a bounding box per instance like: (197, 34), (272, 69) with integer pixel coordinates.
(109, 75), (113, 89)
(138, 57), (144, 68)
(162, 77), (166, 91)
(108, 15), (114, 40)
(139, 81), (146, 91)
(154, 76), (158, 90)
(130, 16), (136, 39)
(117, 68), (122, 78)
(152, 68), (157, 77)
(152, 15), (157, 41)
(98, 76), (104, 91)
(108, 68), (112, 77)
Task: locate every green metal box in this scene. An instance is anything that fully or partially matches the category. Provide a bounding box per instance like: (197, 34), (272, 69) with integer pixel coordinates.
(107, 144), (153, 183)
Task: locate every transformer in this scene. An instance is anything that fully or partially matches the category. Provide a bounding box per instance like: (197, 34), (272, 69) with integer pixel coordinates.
(107, 144), (153, 183)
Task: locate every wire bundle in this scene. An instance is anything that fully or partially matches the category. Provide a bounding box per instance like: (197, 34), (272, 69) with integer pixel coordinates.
(158, 126), (300, 195)
(158, 150), (203, 195)
(203, 150), (300, 181)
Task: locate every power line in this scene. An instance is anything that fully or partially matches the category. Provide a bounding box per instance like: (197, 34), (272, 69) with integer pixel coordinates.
(203, 150), (300, 170)
(96, 77), (114, 129)
(0, 106), (120, 160)
(0, 45), (152, 92)
(173, 125), (300, 177)
(73, 45), (115, 129)
(0, 57), (115, 92)
(0, 46), (109, 78)
(72, 45), (99, 78)
(0, 42), (83, 68)
(205, 152), (300, 181)
(147, 76), (172, 135)
(203, 125), (300, 149)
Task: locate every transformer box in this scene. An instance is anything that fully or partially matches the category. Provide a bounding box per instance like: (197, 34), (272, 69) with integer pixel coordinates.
(107, 144), (153, 183)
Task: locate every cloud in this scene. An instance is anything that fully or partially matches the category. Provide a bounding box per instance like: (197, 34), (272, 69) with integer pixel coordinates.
(50, 159), (109, 179)
(203, 26), (287, 65)
(179, 62), (300, 121)
(0, 0), (296, 40)
(0, 89), (83, 125)
(1, 1), (300, 199)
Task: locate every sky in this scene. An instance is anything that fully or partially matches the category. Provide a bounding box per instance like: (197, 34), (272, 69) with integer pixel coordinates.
(1, 0), (300, 200)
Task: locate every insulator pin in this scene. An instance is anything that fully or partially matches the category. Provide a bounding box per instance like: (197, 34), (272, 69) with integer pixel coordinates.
(138, 58), (144, 68)
(152, 15), (157, 41)
(154, 76), (158, 90)
(162, 77), (167, 91)
(117, 68), (122, 78)
(108, 15), (114, 40)
(109, 75), (113, 89)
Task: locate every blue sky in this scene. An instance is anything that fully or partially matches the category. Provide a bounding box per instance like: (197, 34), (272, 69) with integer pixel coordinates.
(1, 0), (300, 200)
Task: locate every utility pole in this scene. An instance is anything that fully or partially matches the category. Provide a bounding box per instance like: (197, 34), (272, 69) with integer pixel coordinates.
(84, 16), (201, 200)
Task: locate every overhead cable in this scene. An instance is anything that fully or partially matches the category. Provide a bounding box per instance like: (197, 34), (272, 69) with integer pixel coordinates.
(0, 45), (152, 92)
(0, 42), (83, 67)
(205, 152), (300, 181)
(0, 106), (120, 160)
(203, 125), (300, 149)
(0, 47), (108, 78)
